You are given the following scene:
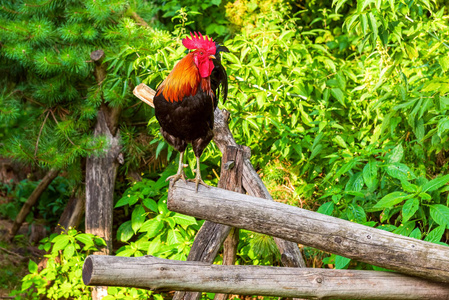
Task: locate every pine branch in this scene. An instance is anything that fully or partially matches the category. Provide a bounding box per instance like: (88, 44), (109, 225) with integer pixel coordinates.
(130, 11), (149, 28)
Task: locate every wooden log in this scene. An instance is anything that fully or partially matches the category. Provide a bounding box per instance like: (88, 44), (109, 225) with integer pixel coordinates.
(8, 168), (60, 241)
(82, 255), (449, 300)
(133, 83), (155, 108)
(167, 181), (449, 283)
(173, 145), (246, 300)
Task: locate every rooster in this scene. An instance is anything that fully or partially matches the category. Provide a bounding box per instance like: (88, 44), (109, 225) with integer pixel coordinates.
(153, 32), (229, 191)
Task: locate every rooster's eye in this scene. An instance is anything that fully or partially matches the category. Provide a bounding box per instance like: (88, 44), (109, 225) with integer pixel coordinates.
(200, 52), (203, 55)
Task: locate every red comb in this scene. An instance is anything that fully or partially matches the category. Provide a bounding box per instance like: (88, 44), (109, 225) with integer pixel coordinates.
(182, 32), (216, 55)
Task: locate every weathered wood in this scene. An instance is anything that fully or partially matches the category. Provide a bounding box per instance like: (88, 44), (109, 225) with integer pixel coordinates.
(8, 168), (60, 240)
(173, 145), (245, 300)
(214, 227), (240, 300)
(133, 83), (155, 108)
(83, 255), (449, 300)
(168, 181), (449, 283)
(213, 109), (306, 269)
(55, 188), (85, 234)
(87, 50), (121, 300)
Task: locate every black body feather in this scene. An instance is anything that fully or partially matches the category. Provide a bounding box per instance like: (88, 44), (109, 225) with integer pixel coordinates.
(154, 46), (229, 158)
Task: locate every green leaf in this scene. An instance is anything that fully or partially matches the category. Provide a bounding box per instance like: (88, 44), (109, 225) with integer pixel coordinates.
(317, 201), (334, 216)
(172, 213), (197, 226)
(143, 198), (158, 212)
(117, 220), (134, 242)
(363, 159), (378, 190)
(331, 88), (345, 106)
(373, 191), (410, 209)
(28, 259), (38, 273)
(335, 255), (351, 269)
(75, 233), (94, 246)
(140, 218), (164, 238)
(115, 195), (130, 208)
(393, 221), (415, 237)
(422, 174), (449, 193)
(402, 198), (419, 223)
(424, 226), (445, 243)
(389, 144), (403, 163)
(63, 243), (75, 258)
(437, 119), (449, 137)
(429, 204), (449, 228)
(52, 235), (70, 252)
(132, 205), (146, 233)
(167, 229), (183, 245)
(386, 163), (415, 181)
(409, 227), (421, 239)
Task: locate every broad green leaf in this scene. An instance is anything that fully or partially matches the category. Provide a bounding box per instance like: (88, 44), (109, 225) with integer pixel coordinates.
(373, 191), (410, 209)
(345, 172), (364, 192)
(52, 235), (70, 252)
(437, 118), (449, 137)
(331, 88), (345, 106)
(335, 159), (358, 179)
(28, 260), (38, 273)
(401, 180), (418, 193)
(424, 226), (445, 243)
(75, 233), (94, 246)
(143, 198), (158, 213)
(393, 221), (415, 237)
(333, 135), (348, 148)
(409, 227), (421, 239)
(389, 144), (403, 163)
(167, 229), (183, 245)
(63, 243), (75, 258)
(429, 204), (449, 228)
(422, 174), (449, 192)
(363, 160), (378, 190)
(317, 201), (334, 216)
(140, 218), (163, 238)
(386, 163), (415, 181)
(335, 255), (351, 269)
(172, 213), (197, 226)
(348, 204), (366, 223)
(402, 198), (419, 223)
(131, 205), (146, 233)
(117, 221), (134, 242)
(115, 195), (130, 208)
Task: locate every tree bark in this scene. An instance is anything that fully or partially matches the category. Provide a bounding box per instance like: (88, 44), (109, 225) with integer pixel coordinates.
(55, 188), (85, 234)
(173, 145), (246, 300)
(86, 49), (122, 300)
(168, 180), (449, 284)
(8, 168), (60, 241)
(83, 255), (449, 300)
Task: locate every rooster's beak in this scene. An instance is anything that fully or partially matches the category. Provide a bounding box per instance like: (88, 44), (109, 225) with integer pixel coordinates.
(209, 55), (216, 60)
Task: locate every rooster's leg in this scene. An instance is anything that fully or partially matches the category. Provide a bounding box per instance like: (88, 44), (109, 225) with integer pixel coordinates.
(166, 152), (187, 185)
(188, 156), (209, 192)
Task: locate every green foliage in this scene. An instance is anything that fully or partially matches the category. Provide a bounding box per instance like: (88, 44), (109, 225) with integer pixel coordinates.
(0, 176), (71, 227)
(114, 173), (200, 260)
(10, 229), (105, 299)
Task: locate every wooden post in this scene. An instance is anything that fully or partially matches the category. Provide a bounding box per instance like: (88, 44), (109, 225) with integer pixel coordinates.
(167, 181), (449, 283)
(173, 145), (246, 300)
(55, 188), (85, 234)
(82, 255), (449, 300)
(213, 109), (306, 269)
(86, 49), (122, 300)
(8, 168), (60, 241)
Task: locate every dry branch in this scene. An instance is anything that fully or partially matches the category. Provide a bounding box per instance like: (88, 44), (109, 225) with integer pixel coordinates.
(168, 180), (449, 283)
(8, 168), (60, 240)
(83, 255), (449, 300)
